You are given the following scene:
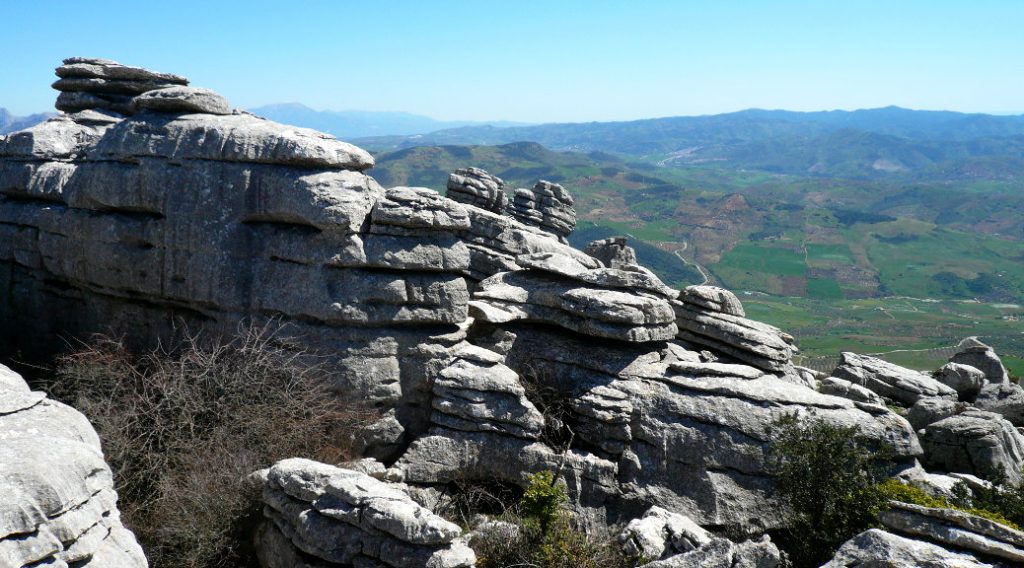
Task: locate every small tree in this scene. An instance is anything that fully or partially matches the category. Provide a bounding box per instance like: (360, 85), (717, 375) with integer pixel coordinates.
(768, 413), (893, 567)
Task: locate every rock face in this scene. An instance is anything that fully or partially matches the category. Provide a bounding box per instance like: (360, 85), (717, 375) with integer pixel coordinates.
(950, 338), (1010, 385)
(832, 352), (958, 406)
(974, 383), (1024, 426)
(1, 58), (926, 544)
(585, 236), (637, 269)
(640, 536), (781, 568)
(255, 458), (475, 568)
(0, 363), (147, 567)
(920, 409), (1024, 484)
(53, 57), (188, 115)
(446, 167), (506, 213)
(618, 506), (712, 560)
(937, 362), (988, 402)
(509, 180), (576, 240)
(823, 528), (995, 568)
(873, 502), (1024, 565)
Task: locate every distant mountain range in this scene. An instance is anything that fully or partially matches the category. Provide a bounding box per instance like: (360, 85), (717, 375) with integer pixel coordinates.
(247, 103), (529, 139)
(353, 107), (1024, 180)
(0, 108), (54, 135)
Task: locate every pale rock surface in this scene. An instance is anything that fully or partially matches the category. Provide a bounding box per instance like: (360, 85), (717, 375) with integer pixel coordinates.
(584, 236), (637, 268)
(920, 409), (1024, 484)
(640, 535), (781, 567)
(256, 458), (475, 568)
(950, 338), (1010, 385)
(832, 352), (958, 406)
(618, 506), (713, 560)
(907, 397), (966, 431)
(937, 362), (988, 402)
(445, 167), (506, 213)
(819, 376), (885, 405)
(974, 382), (1024, 426)
(878, 502), (1024, 565)
(509, 180), (576, 239)
(132, 86), (232, 115)
(822, 528), (994, 567)
(0, 363), (147, 567)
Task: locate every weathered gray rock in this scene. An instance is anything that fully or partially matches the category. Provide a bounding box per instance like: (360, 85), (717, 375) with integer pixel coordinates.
(878, 502), (1024, 564)
(618, 506), (712, 560)
(585, 236), (637, 269)
(446, 168), (506, 213)
(975, 383), (1024, 426)
(0, 364), (147, 567)
(937, 362), (988, 402)
(52, 58), (189, 116)
(132, 86), (232, 115)
(921, 409), (1024, 484)
(907, 397), (966, 431)
(820, 376), (885, 405)
(472, 269), (678, 343)
(672, 300), (795, 372)
(823, 528), (994, 567)
(257, 458), (474, 568)
(951, 338), (1010, 385)
(832, 352), (958, 406)
(431, 343), (544, 439)
(641, 536), (781, 567)
(679, 285), (745, 317)
(508, 180), (576, 239)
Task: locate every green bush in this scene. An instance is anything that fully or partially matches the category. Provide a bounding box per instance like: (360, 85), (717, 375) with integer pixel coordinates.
(471, 471), (632, 568)
(768, 413), (894, 567)
(950, 473), (1024, 530)
(878, 478), (1019, 530)
(43, 324), (376, 568)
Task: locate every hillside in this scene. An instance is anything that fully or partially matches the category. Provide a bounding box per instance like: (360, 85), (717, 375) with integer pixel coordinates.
(249, 103), (528, 138)
(372, 142), (1024, 365)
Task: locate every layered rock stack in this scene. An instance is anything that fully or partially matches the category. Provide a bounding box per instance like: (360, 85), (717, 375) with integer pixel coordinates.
(445, 167), (506, 213)
(2, 58), (932, 555)
(585, 236), (638, 268)
(0, 364), (147, 567)
(255, 459), (475, 568)
(509, 180), (576, 240)
(53, 57), (189, 115)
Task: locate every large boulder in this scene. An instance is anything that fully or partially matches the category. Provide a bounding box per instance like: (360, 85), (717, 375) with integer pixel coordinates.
(950, 338), (1010, 385)
(446, 167), (506, 213)
(920, 409), (1024, 484)
(832, 352), (958, 406)
(974, 382), (1024, 426)
(255, 458), (475, 568)
(937, 362), (987, 402)
(878, 502), (1024, 565)
(823, 528), (994, 567)
(0, 363), (147, 567)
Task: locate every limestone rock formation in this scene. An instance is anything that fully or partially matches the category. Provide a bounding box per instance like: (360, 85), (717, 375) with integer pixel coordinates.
(618, 506), (712, 560)
(974, 382), (1024, 426)
(640, 536), (781, 568)
(906, 397), (966, 431)
(937, 362), (988, 402)
(0, 363), (147, 567)
(832, 352), (958, 406)
(509, 180), (576, 240)
(951, 338), (1011, 385)
(0, 58), (935, 553)
(445, 167), (506, 213)
(920, 409), (1024, 484)
(823, 528), (995, 567)
(877, 502), (1024, 565)
(255, 458), (475, 568)
(820, 376), (885, 405)
(585, 236), (638, 269)
(53, 57), (188, 115)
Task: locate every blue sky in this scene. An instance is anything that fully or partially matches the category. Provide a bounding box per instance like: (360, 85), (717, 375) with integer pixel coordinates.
(3, 0), (1022, 122)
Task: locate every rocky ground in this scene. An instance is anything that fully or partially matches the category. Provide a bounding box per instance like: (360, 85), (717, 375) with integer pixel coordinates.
(2, 58), (1024, 567)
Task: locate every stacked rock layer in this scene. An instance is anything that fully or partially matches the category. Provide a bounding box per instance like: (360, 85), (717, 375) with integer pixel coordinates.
(0, 58), (943, 564)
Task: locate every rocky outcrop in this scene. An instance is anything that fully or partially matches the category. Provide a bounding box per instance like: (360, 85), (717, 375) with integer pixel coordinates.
(974, 383), (1024, 426)
(823, 528), (995, 567)
(640, 536), (781, 568)
(820, 376), (885, 405)
(937, 362), (987, 402)
(920, 409), (1024, 484)
(832, 352), (958, 406)
(618, 506), (712, 560)
(0, 363), (147, 567)
(951, 338), (1010, 385)
(585, 236), (637, 269)
(509, 180), (576, 240)
(1, 58), (930, 547)
(875, 502), (1024, 565)
(906, 397), (965, 431)
(53, 57), (188, 115)
(255, 458), (475, 568)
(445, 167), (506, 214)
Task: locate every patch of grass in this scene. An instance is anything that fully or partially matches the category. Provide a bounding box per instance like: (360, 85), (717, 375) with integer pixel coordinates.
(718, 243), (806, 277)
(806, 278), (844, 300)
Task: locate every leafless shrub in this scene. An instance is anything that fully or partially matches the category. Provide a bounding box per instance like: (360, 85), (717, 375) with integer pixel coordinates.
(43, 322), (378, 568)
